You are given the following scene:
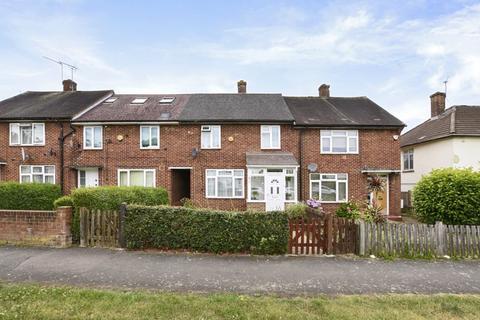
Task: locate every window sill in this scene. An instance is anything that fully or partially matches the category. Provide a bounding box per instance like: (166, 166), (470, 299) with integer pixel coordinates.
(402, 170), (414, 173)
(261, 147), (281, 150)
(206, 197), (244, 200)
(9, 144), (46, 147)
(140, 147), (160, 150)
(320, 152), (359, 155)
(201, 147), (221, 150)
(83, 147), (103, 150)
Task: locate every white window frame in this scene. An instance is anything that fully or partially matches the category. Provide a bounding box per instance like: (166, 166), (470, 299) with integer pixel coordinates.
(247, 168), (297, 203)
(201, 125), (221, 149)
(310, 173), (348, 203)
(320, 130), (358, 154)
(140, 126), (160, 149)
(19, 165), (55, 184)
(83, 126), (103, 150)
(9, 123), (45, 146)
(261, 125), (281, 149)
(117, 169), (156, 187)
(205, 169), (244, 199)
(403, 149), (414, 171)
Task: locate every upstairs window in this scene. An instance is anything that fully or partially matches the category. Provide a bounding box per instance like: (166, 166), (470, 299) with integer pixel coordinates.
(83, 126), (103, 149)
(403, 149), (414, 171)
(261, 125), (281, 149)
(140, 126), (160, 149)
(205, 169), (244, 198)
(201, 125), (221, 149)
(321, 130), (358, 154)
(10, 123), (45, 146)
(310, 173), (348, 203)
(20, 165), (55, 184)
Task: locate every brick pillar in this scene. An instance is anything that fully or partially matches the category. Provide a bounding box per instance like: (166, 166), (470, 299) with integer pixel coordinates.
(56, 206), (73, 247)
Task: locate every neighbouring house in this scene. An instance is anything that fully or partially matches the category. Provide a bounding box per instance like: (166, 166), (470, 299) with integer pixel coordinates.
(400, 92), (480, 207)
(0, 80), (404, 215)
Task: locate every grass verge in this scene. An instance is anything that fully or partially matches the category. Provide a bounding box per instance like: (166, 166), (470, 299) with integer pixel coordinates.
(1, 283), (480, 319)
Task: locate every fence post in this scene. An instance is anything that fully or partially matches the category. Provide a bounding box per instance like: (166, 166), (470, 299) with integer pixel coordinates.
(325, 213), (333, 254)
(118, 203), (127, 248)
(435, 221), (445, 257)
(358, 220), (365, 256)
(79, 208), (86, 248)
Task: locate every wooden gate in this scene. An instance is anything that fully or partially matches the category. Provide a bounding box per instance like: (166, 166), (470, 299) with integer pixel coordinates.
(288, 214), (357, 255)
(79, 207), (120, 248)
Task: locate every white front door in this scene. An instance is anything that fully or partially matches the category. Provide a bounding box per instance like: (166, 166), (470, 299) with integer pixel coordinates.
(265, 172), (285, 211)
(78, 168), (99, 188)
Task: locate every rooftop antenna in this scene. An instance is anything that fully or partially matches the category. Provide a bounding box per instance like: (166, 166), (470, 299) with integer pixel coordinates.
(443, 78), (448, 97)
(43, 56), (78, 82)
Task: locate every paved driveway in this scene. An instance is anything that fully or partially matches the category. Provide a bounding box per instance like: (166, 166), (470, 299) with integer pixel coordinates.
(0, 246), (479, 295)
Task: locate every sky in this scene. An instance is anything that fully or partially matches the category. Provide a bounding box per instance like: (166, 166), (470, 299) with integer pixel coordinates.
(0, 0), (479, 131)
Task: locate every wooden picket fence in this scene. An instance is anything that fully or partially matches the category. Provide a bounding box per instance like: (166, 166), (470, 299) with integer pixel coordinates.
(288, 214), (357, 255)
(79, 207), (120, 248)
(358, 221), (480, 258)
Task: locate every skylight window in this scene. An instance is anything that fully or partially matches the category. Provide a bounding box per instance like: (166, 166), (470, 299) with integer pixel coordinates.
(131, 98), (148, 104)
(159, 97), (175, 104)
(104, 97), (117, 103)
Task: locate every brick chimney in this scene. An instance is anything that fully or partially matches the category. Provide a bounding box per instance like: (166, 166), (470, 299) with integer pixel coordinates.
(63, 79), (77, 92)
(430, 92), (446, 117)
(319, 84), (330, 98)
(237, 80), (247, 94)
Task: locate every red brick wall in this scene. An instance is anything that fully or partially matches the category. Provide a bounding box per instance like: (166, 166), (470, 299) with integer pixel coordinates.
(0, 122), (67, 185)
(68, 124), (300, 210)
(300, 128), (402, 215)
(0, 206), (72, 247)
(1, 121), (402, 215)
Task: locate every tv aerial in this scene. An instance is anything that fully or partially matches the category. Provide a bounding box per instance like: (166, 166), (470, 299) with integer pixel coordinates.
(43, 56), (78, 81)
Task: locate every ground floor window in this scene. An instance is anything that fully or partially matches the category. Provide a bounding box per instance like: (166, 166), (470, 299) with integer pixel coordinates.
(20, 165), (55, 184)
(205, 169), (244, 198)
(248, 168), (297, 202)
(118, 169), (155, 187)
(310, 173), (347, 203)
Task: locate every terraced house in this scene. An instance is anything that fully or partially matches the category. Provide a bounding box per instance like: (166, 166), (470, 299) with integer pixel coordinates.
(0, 80), (404, 215)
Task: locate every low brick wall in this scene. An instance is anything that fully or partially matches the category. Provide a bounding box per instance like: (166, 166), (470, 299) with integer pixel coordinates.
(0, 206), (72, 247)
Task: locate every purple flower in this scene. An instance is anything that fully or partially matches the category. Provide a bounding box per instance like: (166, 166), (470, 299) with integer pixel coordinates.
(307, 199), (321, 209)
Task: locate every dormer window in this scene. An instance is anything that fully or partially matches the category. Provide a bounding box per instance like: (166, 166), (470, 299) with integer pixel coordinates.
(131, 98), (148, 104)
(104, 97), (117, 103)
(159, 97), (175, 104)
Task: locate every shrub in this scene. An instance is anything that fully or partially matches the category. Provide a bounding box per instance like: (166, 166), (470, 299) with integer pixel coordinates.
(71, 186), (169, 210)
(0, 182), (62, 210)
(363, 203), (386, 223)
(335, 201), (361, 219)
(69, 186), (169, 243)
(285, 202), (308, 218)
(413, 168), (480, 225)
(125, 205), (289, 255)
(53, 195), (74, 209)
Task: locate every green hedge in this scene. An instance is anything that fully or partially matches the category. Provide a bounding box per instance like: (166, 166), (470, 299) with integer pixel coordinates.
(414, 168), (480, 225)
(53, 195), (74, 209)
(70, 186), (169, 210)
(125, 205), (289, 255)
(68, 186), (169, 243)
(0, 182), (62, 210)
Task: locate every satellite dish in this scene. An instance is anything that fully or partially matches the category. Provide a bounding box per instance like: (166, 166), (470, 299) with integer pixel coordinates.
(307, 163), (317, 172)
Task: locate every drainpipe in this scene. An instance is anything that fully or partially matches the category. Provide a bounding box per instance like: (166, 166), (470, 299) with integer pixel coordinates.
(58, 122), (76, 194)
(298, 128), (304, 201)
